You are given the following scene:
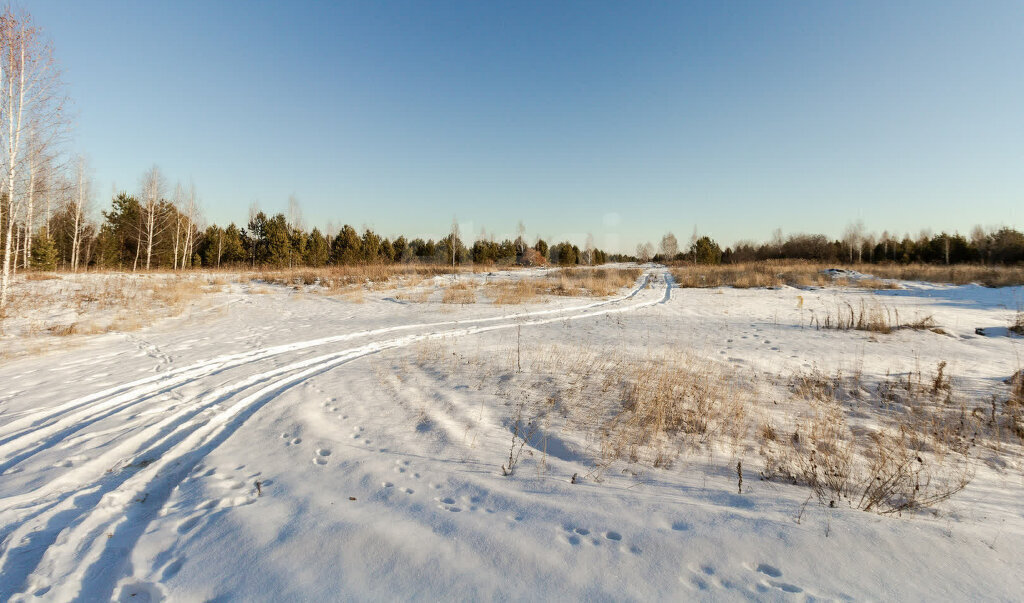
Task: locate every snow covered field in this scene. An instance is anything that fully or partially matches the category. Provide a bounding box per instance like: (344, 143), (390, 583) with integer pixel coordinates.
(1, 266), (1022, 601)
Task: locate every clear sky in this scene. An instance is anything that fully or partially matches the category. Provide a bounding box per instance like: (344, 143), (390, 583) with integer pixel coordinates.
(26, 0), (1024, 252)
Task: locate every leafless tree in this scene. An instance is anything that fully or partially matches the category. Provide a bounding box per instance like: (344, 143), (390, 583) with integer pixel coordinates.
(660, 232), (679, 260)
(636, 242), (654, 262)
(0, 8), (67, 308)
(584, 233), (595, 265)
(181, 181), (198, 268)
(450, 216), (460, 269)
(287, 194), (303, 231)
(515, 220), (527, 255)
(842, 220), (865, 263)
(139, 165), (167, 270)
(171, 181), (184, 269)
(68, 156), (90, 271)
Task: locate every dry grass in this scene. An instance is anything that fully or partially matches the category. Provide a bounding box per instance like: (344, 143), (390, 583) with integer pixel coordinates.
(24, 272), (60, 281)
(441, 282), (476, 305)
(670, 261), (1024, 289)
(1, 274), (213, 348)
(394, 289), (431, 303)
(396, 336), (1016, 515)
(489, 280), (543, 305)
(593, 352), (750, 469)
(1011, 309), (1024, 336)
(867, 263), (1024, 287)
(480, 267), (642, 304)
(671, 261), (828, 289)
(756, 361), (1024, 514)
(808, 301), (936, 334)
(547, 267), (643, 297)
(246, 264), (483, 290)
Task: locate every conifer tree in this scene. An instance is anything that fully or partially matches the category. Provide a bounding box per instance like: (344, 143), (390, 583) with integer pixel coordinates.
(30, 228), (58, 270)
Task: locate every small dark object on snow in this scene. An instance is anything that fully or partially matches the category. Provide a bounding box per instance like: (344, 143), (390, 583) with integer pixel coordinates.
(571, 473), (579, 484)
(975, 327), (986, 335)
(349, 496), (357, 501)
(254, 480), (263, 496)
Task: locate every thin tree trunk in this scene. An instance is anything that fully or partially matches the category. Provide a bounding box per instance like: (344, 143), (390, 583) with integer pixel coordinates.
(23, 161), (34, 269)
(172, 213), (180, 270)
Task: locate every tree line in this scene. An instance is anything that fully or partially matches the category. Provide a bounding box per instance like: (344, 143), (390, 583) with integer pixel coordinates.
(640, 225), (1024, 266)
(17, 166), (614, 273)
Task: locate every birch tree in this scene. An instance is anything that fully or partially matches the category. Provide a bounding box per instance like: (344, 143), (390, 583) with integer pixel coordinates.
(660, 232), (679, 260)
(139, 165), (167, 270)
(0, 9), (66, 308)
(182, 182), (198, 268)
(450, 216), (460, 269)
(68, 156), (90, 271)
(171, 181), (183, 269)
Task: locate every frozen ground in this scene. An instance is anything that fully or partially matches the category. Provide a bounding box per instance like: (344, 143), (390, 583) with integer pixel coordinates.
(0, 266), (1022, 601)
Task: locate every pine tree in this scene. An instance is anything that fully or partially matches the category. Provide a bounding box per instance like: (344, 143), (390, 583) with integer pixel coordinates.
(30, 229), (58, 271)
(304, 228), (329, 266)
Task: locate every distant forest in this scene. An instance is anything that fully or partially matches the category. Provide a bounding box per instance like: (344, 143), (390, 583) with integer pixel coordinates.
(19, 177), (1024, 272)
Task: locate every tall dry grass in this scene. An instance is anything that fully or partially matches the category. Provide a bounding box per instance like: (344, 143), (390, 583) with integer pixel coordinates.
(481, 267), (643, 304)
(671, 261), (829, 289)
(808, 301), (936, 334)
(670, 261), (1024, 289)
(396, 336), (1018, 515)
(1, 274), (216, 346)
(756, 361), (1024, 514)
(244, 264), (485, 290)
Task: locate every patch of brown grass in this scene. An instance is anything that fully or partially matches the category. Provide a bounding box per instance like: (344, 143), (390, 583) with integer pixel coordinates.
(671, 261), (1024, 289)
(759, 365), (981, 514)
(489, 280), (543, 305)
(441, 282), (476, 305)
(671, 261), (828, 289)
(548, 267), (642, 297)
(808, 301), (935, 334)
(25, 272), (60, 281)
(1011, 310), (1024, 336)
(868, 263), (1024, 287)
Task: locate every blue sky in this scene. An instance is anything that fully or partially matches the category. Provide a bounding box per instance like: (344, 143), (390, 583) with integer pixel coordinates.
(28, 0), (1024, 252)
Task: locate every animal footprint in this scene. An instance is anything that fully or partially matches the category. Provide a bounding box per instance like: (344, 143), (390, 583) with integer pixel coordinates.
(755, 564), (803, 593)
(437, 496), (461, 512)
(756, 564), (781, 578)
(312, 448), (331, 465)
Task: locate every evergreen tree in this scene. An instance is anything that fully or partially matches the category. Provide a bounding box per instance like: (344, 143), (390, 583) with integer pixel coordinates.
(100, 192), (142, 268)
(534, 239), (549, 259)
(304, 228), (330, 266)
(691, 236), (723, 265)
(392, 236), (408, 262)
(30, 229), (58, 271)
(362, 229), (382, 262)
(221, 224), (246, 264)
(263, 213), (292, 266)
(331, 225), (362, 264)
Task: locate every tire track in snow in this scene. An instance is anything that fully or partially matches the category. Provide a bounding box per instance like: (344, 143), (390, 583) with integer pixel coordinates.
(0, 270), (671, 600)
(0, 272), (653, 460)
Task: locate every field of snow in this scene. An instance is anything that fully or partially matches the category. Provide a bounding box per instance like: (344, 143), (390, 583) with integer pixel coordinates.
(1, 265), (1023, 601)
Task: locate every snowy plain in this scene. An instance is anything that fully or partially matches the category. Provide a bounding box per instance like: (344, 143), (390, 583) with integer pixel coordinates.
(0, 265), (1022, 601)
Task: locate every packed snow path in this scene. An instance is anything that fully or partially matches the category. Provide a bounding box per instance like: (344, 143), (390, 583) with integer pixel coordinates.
(1, 267), (1022, 601)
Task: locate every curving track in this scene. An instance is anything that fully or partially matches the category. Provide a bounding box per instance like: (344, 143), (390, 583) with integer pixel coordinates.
(0, 268), (673, 601)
